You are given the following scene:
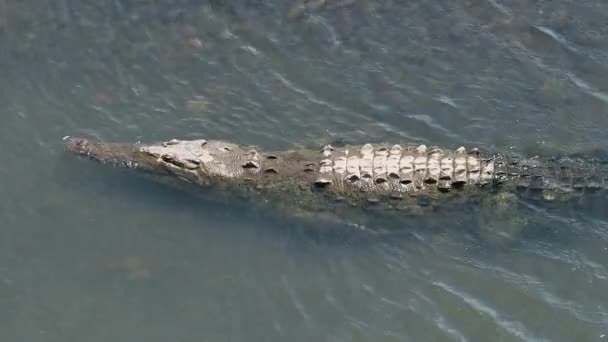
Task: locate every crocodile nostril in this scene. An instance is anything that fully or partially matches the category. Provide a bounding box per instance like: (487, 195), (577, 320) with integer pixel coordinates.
(64, 137), (89, 152)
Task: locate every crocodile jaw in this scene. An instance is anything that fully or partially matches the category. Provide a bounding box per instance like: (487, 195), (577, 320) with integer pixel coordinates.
(64, 137), (159, 172)
(64, 137), (257, 185)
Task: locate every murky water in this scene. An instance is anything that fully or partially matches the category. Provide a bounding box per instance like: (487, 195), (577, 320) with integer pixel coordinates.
(1, 1), (608, 341)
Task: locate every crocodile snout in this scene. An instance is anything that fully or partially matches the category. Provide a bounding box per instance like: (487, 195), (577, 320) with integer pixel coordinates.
(63, 137), (91, 155)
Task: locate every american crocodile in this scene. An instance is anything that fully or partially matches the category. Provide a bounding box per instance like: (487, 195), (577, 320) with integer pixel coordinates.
(63, 136), (607, 220)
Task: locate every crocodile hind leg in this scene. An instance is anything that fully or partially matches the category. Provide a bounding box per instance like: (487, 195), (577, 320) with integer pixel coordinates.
(274, 198), (440, 234)
(477, 191), (529, 244)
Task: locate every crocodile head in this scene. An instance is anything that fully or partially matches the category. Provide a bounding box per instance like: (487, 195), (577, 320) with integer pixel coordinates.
(64, 137), (254, 185)
(64, 137), (153, 170)
(138, 138), (254, 184)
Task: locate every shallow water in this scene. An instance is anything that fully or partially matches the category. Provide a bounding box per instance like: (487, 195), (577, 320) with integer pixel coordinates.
(1, 1), (608, 341)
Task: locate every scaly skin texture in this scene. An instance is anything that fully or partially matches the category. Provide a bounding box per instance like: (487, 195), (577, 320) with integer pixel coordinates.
(63, 137), (607, 219)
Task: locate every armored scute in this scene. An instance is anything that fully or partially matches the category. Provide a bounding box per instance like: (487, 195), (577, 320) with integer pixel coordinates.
(63, 136), (608, 222)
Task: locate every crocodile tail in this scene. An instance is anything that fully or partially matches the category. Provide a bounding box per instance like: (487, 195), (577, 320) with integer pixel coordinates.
(503, 154), (608, 195)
